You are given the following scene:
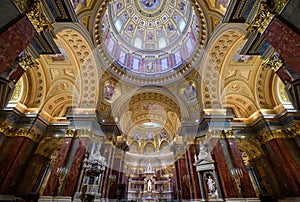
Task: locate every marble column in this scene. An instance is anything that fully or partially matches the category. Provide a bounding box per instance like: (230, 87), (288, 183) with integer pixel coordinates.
(249, 156), (282, 198)
(227, 138), (256, 198)
(263, 17), (300, 75)
(101, 143), (113, 198)
(262, 138), (300, 196)
(211, 138), (236, 198)
(0, 136), (38, 193)
(186, 144), (201, 199)
(63, 137), (90, 196)
(0, 15), (36, 74)
(197, 172), (206, 201)
(176, 155), (190, 199)
(43, 137), (73, 196)
(17, 154), (50, 195)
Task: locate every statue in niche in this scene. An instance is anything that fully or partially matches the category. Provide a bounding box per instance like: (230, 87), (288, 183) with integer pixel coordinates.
(147, 179), (152, 192)
(183, 81), (196, 101)
(206, 174), (217, 196)
(104, 80), (116, 100)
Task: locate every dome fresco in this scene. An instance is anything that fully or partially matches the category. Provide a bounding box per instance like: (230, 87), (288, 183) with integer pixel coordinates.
(100, 0), (200, 77)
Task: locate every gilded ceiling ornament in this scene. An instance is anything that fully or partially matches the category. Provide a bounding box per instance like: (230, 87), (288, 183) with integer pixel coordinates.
(26, 1), (53, 33)
(261, 53), (283, 72)
(247, 2), (275, 34)
(17, 50), (39, 71)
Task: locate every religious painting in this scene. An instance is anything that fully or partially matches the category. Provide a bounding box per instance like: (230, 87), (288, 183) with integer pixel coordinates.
(144, 143), (156, 154)
(215, 0), (229, 9)
(181, 81), (197, 101)
(178, 1), (186, 11)
(72, 0), (86, 11)
(130, 142), (139, 153)
(140, 0), (160, 10)
(103, 80), (119, 101)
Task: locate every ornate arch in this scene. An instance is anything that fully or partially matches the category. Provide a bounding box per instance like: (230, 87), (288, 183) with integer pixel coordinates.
(54, 23), (101, 109)
(199, 23), (248, 109)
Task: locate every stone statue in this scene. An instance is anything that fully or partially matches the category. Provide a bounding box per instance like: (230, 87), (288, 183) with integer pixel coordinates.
(195, 142), (213, 163)
(147, 179), (152, 192)
(207, 175), (216, 196)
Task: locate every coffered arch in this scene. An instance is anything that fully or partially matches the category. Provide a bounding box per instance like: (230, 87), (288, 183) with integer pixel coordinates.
(54, 23), (101, 109)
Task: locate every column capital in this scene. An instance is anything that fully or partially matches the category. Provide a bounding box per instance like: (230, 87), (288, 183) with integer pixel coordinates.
(248, 2), (275, 34)
(17, 49), (39, 71)
(65, 128), (105, 142)
(260, 129), (297, 144)
(206, 130), (235, 139)
(26, 1), (53, 33)
(262, 53), (284, 72)
(0, 123), (41, 142)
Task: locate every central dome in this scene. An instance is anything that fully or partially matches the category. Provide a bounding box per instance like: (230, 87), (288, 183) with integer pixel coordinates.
(98, 0), (201, 78)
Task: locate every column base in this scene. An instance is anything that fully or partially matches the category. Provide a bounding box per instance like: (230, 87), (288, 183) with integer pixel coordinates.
(278, 197), (300, 202)
(38, 196), (72, 202)
(225, 198), (260, 202)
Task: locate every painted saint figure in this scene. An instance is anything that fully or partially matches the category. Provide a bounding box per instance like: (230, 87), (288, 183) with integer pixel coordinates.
(183, 81), (196, 100)
(104, 81), (116, 100)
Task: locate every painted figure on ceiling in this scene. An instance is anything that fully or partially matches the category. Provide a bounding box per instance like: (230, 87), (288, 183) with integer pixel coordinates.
(183, 81), (196, 100)
(104, 80), (116, 100)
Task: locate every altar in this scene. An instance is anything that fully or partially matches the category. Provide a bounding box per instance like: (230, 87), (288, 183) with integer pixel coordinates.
(127, 163), (173, 201)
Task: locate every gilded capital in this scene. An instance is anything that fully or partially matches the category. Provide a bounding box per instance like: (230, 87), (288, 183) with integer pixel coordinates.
(206, 130), (223, 139)
(13, 128), (41, 142)
(65, 128), (76, 138)
(0, 123), (13, 135)
(13, 0), (32, 13)
(17, 50), (39, 71)
(248, 2), (275, 34)
(261, 53), (283, 72)
(261, 129), (297, 144)
(26, 1), (53, 33)
(206, 130), (235, 139)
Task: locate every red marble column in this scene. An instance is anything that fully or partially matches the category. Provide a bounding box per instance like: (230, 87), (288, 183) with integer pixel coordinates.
(0, 16), (36, 74)
(176, 156), (190, 199)
(265, 139), (300, 195)
(0, 136), (14, 165)
(186, 144), (201, 199)
(108, 150), (121, 199)
(212, 139), (236, 198)
(264, 17), (300, 75)
(101, 144), (113, 198)
(227, 138), (256, 198)
(172, 166), (179, 200)
(0, 137), (27, 185)
(63, 138), (90, 196)
(0, 137), (37, 193)
(43, 137), (73, 196)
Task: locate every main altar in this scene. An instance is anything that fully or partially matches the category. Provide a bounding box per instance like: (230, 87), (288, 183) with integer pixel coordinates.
(127, 163), (173, 201)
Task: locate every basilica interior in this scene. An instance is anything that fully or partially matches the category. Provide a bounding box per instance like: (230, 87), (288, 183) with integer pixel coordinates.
(0, 0), (299, 201)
